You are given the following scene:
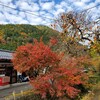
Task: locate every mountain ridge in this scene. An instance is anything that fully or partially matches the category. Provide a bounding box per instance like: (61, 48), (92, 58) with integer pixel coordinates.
(0, 24), (58, 51)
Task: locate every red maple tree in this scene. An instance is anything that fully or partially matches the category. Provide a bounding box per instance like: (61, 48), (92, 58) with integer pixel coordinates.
(12, 38), (90, 99)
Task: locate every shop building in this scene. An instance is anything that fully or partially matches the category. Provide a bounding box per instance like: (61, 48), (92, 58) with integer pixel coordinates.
(0, 50), (17, 85)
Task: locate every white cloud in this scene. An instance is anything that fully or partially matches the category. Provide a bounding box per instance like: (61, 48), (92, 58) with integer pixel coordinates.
(54, 8), (65, 16)
(0, 21), (8, 24)
(32, 3), (40, 11)
(4, 13), (23, 23)
(19, 20), (29, 24)
(0, 13), (6, 21)
(81, 0), (91, 3)
(74, 1), (85, 7)
(95, 0), (100, 4)
(39, 11), (46, 15)
(29, 17), (43, 25)
(55, 1), (69, 10)
(0, 0), (12, 4)
(0, 0), (99, 26)
(18, 12), (26, 18)
(40, 0), (52, 2)
(41, 1), (55, 10)
(17, 1), (32, 11)
(16, 1), (40, 11)
(4, 8), (18, 15)
(55, 1), (73, 13)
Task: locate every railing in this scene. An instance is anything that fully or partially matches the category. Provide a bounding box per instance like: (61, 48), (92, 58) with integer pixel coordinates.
(5, 89), (33, 100)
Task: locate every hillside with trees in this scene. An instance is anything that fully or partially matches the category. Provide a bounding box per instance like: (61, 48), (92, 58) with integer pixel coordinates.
(0, 24), (58, 51)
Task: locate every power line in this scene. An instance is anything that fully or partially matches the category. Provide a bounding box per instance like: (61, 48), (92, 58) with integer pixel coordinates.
(81, 3), (100, 13)
(86, 17), (100, 25)
(0, 2), (100, 23)
(0, 2), (55, 21)
(0, 2), (99, 20)
(0, 2), (54, 25)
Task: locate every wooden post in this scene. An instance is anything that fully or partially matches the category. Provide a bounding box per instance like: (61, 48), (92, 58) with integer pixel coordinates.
(21, 90), (24, 96)
(12, 91), (16, 100)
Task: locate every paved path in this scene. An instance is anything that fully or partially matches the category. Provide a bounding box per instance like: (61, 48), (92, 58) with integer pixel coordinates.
(0, 82), (32, 100)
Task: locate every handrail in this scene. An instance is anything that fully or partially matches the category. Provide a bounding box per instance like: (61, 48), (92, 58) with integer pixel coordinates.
(5, 89), (33, 100)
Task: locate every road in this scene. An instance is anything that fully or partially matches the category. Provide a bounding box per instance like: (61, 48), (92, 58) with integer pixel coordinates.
(0, 83), (32, 100)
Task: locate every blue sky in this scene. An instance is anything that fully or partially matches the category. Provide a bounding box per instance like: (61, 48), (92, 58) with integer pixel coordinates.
(0, 0), (99, 26)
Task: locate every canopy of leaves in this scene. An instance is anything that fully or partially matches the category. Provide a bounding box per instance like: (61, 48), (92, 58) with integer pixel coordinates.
(52, 11), (100, 56)
(13, 38), (92, 99)
(54, 11), (100, 43)
(13, 38), (60, 74)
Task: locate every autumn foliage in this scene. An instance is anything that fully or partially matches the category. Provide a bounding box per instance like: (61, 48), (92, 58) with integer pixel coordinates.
(30, 56), (90, 99)
(11, 10), (100, 100)
(12, 37), (91, 99)
(50, 37), (58, 46)
(13, 38), (60, 73)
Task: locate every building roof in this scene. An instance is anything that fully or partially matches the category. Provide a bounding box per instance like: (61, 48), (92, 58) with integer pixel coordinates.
(0, 50), (14, 60)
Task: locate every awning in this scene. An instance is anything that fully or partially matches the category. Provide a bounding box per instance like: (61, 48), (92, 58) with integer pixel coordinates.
(0, 50), (13, 60)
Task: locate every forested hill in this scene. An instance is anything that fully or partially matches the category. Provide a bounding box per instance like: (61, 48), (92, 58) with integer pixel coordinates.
(0, 24), (58, 51)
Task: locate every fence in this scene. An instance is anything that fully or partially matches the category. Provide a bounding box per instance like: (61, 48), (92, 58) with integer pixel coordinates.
(5, 89), (33, 100)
